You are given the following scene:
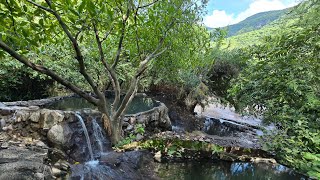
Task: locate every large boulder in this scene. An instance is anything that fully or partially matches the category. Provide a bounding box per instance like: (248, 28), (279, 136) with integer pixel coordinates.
(47, 123), (73, 148)
(40, 109), (64, 130)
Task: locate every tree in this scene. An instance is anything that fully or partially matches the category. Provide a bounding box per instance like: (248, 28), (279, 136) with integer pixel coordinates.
(0, 0), (208, 143)
(228, 0), (320, 177)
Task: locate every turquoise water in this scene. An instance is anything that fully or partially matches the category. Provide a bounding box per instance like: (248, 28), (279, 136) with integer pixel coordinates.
(46, 96), (159, 114)
(156, 161), (307, 180)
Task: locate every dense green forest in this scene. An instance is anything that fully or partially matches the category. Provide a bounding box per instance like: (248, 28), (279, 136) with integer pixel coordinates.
(0, 0), (319, 178)
(211, 0), (320, 178)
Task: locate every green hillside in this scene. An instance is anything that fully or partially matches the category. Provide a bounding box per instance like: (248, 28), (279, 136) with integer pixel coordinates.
(219, 3), (310, 49)
(225, 8), (289, 37)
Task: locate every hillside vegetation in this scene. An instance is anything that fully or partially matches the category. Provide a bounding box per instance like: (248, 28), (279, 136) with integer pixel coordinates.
(218, 3), (310, 49)
(225, 8), (289, 37)
(208, 0), (320, 178)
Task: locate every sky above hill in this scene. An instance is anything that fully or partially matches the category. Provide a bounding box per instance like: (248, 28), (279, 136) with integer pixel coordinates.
(204, 0), (300, 28)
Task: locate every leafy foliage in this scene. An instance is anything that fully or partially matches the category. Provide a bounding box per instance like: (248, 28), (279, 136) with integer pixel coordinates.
(0, 0), (210, 143)
(228, 0), (320, 178)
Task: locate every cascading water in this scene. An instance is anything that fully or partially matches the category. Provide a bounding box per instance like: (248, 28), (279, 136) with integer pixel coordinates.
(75, 113), (94, 161)
(92, 118), (109, 156)
(71, 114), (110, 179)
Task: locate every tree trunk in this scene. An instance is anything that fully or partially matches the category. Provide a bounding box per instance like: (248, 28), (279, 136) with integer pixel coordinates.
(98, 104), (123, 145)
(110, 120), (122, 144)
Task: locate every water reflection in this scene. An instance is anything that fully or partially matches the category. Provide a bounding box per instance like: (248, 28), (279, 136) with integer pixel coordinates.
(156, 161), (308, 180)
(45, 96), (159, 114)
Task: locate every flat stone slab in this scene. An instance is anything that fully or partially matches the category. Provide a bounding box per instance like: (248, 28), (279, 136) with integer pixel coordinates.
(0, 146), (52, 180)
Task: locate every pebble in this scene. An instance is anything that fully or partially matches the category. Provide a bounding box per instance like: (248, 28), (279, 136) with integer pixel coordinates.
(126, 125), (134, 131)
(1, 142), (9, 149)
(154, 151), (162, 162)
(0, 119), (5, 129)
(35, 141), (48, 148)
(136, 134), (144, 141)
(34, 173), (44, 179)
(51, 167), (62, 176)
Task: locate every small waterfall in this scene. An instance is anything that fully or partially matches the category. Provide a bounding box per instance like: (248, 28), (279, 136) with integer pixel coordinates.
(75, 113), (94, 161)
(92, 118), (108, 156)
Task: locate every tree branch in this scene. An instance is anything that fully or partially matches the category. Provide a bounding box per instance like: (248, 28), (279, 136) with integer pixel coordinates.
(26, 0), (54, 13)
(0, 40), (99, 105)
(138, 0), (159, 9)
(133, 6), (142, 60)
(101, 24), (115, 42)
(111, 4), (131, 69)
(93, 23), (121, 114)
(26, 0), (102, 99)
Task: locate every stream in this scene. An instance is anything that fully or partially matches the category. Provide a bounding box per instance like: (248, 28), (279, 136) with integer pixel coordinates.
(45, 96), (308, 179)
(66, 113), (307, 180)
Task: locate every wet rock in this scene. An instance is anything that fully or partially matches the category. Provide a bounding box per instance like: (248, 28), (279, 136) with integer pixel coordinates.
(52, 167), (66, 177)
(54, 160), (70, 171)
(71, 150), (155, 180)
(47, 123), (72, 148)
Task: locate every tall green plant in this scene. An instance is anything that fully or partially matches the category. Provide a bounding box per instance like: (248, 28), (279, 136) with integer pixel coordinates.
(229, 0), (320, 178)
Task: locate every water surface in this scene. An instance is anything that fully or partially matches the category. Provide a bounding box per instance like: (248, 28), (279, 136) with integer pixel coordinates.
(156, 161), (307, 180)
(46, 96), (159, 114)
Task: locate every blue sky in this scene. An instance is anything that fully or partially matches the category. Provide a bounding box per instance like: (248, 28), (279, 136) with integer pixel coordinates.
(204, 0), (299, 28)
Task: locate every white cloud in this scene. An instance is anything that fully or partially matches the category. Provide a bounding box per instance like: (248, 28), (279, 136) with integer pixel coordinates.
(204, 0), (298, 28)
(204, 10), (235, 28)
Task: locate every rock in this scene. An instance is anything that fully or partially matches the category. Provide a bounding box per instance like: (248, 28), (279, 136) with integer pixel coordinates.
(0, 147), (52, 179)
(1, 142), (9, 149)
(126, 124), (134, 131)
(15, 110), (30, 122)
(52, 167), (63, 177)
(54, 160), (70, 171)
(35, 141), (48, 148)
(136, 134), (144, 141)
(34, 173), (45, 179)
(47, 123), (72, 148)
(40, 109), (64, 130)
(122, 122), (129, 127)
(0, 107), (14, 116)
(154, 151), (162, 162)
(0, 119), (6, 129)
(129, 117), (136, 124)
(2, 125), (13, 131)
(29, 111), (41, 122)
(73, 150), (155, 180)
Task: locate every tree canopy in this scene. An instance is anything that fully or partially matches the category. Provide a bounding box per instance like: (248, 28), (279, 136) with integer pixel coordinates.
(0, 0), (210, 143)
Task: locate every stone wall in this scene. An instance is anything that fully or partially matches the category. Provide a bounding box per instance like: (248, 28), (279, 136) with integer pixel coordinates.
(0, 99), (172, 148)
(122, 102), (172, 134)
